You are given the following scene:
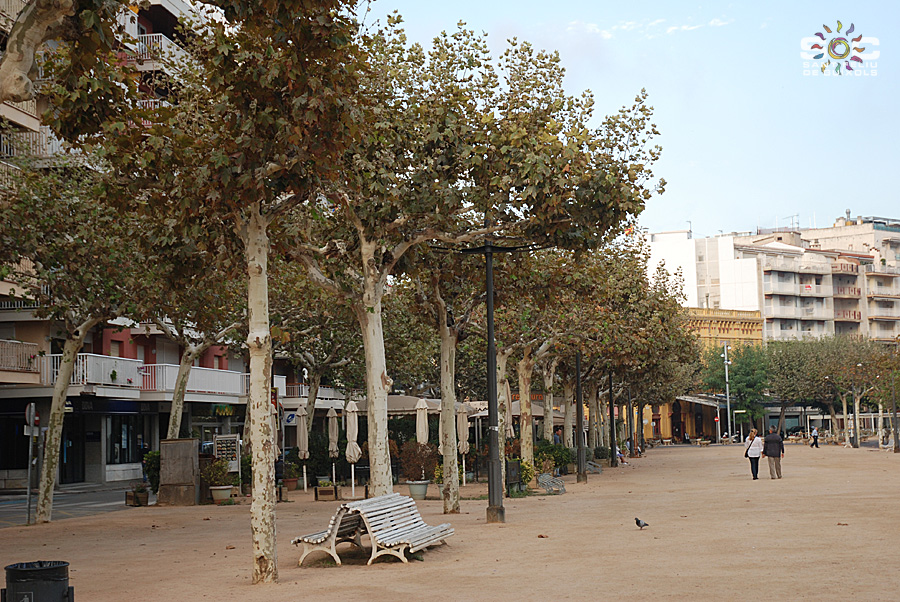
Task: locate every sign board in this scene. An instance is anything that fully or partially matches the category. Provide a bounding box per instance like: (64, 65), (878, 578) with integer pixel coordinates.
(64, 400), (74, 413)
(285, 413), (297, 425)
(25, 403), (35, 426)
(23, 425), (39, 437)
(714, 416), (720, 422)
(213, 434), (240, 473)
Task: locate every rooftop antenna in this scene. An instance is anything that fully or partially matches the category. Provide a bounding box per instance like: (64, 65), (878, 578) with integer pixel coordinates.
(686, 220), (692, 238)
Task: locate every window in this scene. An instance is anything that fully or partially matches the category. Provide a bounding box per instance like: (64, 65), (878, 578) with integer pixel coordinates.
(106, 415), (144, 464)
(110, 340), (121, 357)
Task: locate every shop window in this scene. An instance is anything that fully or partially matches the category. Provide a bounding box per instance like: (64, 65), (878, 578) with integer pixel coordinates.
(106, 414), (144, 464)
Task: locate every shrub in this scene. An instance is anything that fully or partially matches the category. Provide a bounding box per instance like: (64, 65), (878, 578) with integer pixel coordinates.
(201, 457), (238, 487)
(433, 462), (464, 484)
(519, 459), (535, 485)
(240, 453), (252, 485)
(594, 446), (610, 460)
(399, 441), (437, 481)
(284, 462), (301, 479)
(535, 441), (575, 468)
(144, 451), (160, 493)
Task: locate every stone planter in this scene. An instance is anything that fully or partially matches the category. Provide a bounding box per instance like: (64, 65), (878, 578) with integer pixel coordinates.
(282, 477), (299, 491)
(314, 486), (339, 501)
(209, 485), (232, 504)
(405, 480), (429, 500)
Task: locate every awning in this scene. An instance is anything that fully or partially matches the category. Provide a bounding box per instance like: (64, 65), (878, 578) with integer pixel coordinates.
(676, 395), (721, 409)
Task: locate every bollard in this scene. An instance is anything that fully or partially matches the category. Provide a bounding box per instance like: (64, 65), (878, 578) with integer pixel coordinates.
(3, 561), (73, 602)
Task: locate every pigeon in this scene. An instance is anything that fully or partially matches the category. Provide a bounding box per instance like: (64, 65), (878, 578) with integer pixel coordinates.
(635, 517), (649, 530)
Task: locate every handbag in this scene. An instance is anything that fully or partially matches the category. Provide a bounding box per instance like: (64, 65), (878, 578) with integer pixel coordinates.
(744, 439), (751, 458)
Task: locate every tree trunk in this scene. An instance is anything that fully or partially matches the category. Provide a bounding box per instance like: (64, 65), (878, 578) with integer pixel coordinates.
(608, 371), (617, 468)
(777, 405), (787, 435)
(496, 349), (512, 491)
(517, 353), (535, 467)
(36, 318), (99, 522)
(166, 344), (204, 440)
(878, 402), (885, 447)
(588, 384), (600, 449)
(0, 0), (76, 103)
(562, 379), (574, 448)
(841, 393), (849, 445)
(438, 312), (460, 514)
(243, 205), (277, 584)
(852, 390), (862, 448)
(305, 371), (322, 434)
(542, 363), (556, 443)
(353, 242), (392, 496)
(827, 404), (838, 443)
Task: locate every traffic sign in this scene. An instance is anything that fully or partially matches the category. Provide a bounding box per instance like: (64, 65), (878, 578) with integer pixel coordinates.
(25, 403), (35, 427)
(714, 416), (720, 422)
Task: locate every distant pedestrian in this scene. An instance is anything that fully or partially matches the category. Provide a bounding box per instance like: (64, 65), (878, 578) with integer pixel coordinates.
(744, 429), (763, 480)
(553, 428), (561, 445)
(811, 426), (819, 448)
(761, 426), (784, 479)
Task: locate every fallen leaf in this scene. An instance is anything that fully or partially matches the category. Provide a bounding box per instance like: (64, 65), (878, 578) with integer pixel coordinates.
(226, 545), (235, 550)
(537, 534), (548, 539)
(837, 522), (848, 526)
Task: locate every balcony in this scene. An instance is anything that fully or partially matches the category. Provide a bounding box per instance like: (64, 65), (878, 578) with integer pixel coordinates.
(798, 284), (832, 297)
(766, 306), (800, 319)
(867, 307), (900, 320)
(0, 339), (39, 373)
(867, 287), (900, 300)
(833, 309), (861, 321)
(798, 263), (831, 274)
(833, 286), (861, 298)
(0, 160), (21, 190)
(240, 374), (287, 398)
(761, 258), (799, 273)
(832, 263), (859, 274)
(141, 364), (245, 396)
(863, 264), (900, 276)
(0, 0), (23, 27)
(763, 281), (797, 296)
(798, 306), (830, 320)
(130, 33), (186, 73)
(40, 353), (143, 389)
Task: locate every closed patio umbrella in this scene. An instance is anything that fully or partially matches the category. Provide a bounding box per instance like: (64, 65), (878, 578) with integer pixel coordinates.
(345, 401), (362, 498)
(457, 405), (470, 485)
(297, 405), (310, 491)
(415, 399), (430, 445)
(327, 407), (339, 485)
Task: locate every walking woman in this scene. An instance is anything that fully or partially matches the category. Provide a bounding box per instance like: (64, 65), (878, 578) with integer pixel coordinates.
(745, 428), (764, 480)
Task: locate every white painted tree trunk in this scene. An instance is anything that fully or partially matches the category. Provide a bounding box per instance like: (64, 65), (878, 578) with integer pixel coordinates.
(542, 364), (555, 443)
(243, 205), (277, 584)
(438, 321), (460, 513)
(305, 371), (322, 433)
(852, 391), (862, 448)
(562, 380), (574, 448)
(878, 402), (885, 446)
(588, 385), (600, 449)
(517, 353), (534, 466)
(36, 319), (99, 523)
(166, 344), (203, 440)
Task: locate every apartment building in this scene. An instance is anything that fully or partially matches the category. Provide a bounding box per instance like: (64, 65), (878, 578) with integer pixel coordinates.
(648, 212), (900, 344)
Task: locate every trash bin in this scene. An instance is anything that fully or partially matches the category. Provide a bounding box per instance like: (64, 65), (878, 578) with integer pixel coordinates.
(3, 561), (73, 601)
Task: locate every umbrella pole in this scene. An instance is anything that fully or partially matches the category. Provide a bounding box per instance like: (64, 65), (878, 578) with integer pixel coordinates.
(462, 456), (466, 486)
(351, 464), (356, 498)
(303, 464), (307, 492)
(332, 462), (336, 486)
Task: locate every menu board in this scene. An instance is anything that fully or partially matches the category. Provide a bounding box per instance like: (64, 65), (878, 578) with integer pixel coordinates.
(214, 434), (240, 474)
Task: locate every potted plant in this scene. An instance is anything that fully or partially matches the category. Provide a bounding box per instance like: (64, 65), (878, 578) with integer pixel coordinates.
(201, 457), (236, 504)
(126, 482), (149, 507)
(400, 441), (437, 500)
(283, 462), (300, 490)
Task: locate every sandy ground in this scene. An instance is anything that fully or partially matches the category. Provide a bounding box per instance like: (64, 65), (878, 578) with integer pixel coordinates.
(2, 442), (899, 601)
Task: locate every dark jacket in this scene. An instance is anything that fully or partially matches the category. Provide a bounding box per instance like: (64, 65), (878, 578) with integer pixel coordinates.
(763, 433), (784, 457)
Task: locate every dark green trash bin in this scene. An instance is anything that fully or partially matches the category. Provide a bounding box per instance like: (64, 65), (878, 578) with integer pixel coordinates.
(2, 561), (73, 601)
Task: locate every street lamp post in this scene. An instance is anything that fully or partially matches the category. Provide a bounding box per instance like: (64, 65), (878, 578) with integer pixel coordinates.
(722, 344), (732, 442)
(733, 409), (747, 443)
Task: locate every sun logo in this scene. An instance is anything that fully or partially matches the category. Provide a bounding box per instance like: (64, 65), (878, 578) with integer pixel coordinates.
(810, 21), (865, 75)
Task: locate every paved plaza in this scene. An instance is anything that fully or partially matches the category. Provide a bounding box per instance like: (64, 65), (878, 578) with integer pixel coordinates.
(2, 443), (898, 601)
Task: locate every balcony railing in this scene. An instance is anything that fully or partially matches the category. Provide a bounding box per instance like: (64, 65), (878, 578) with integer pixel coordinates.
(131, 33), (186, 68)
(283, 383), (347, 400)
(867, 288), (900, 299)
(798, 306), (829, 320)
(833, 286), (861, 297)
(834, 309), (861, 321)
(863, 264), (900, 276)
(832, 263), (859, 274)
(867, 307), (900, 320)
(40, 353), (143, 388)
(0, 339), (39, 372)
(766, 306), (800, 319)
(763, 281), (797, 296)
(0, 159), (21, 189)
(141, 364), (244, 396)
(761, 258), (799, 273)
(0, 0), (24, 25)
(798, 263), (831, 274)
(798, 284), (832, 297)
(1, 126), (65, 159)
(3, 98), (38, 118)
(240, 374), (287, 398)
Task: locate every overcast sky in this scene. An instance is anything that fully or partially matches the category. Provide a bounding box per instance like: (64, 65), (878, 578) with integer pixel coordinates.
(366, 0), (897, 238)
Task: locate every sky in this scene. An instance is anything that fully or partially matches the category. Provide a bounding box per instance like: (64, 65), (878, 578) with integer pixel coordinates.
(365, 0), (898, 239)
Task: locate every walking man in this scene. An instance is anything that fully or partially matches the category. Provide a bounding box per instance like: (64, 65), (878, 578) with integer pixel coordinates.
(761, 425), (784, 479)
(811, 426), (819, 448)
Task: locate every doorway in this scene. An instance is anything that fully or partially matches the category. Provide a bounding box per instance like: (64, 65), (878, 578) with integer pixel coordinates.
(60, 414), (85, 484)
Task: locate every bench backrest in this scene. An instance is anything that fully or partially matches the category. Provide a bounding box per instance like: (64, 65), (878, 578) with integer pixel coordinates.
(345, 493), (426, 542)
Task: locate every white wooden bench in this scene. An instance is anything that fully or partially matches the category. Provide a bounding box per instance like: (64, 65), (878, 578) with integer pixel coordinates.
(586, 460), (603, 474)
(536, 473), (566, 494)
(345, 493), (454, 565)
(292, 505), (365, 566)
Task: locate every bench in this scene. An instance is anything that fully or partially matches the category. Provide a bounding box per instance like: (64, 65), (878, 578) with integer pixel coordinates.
(586, 460), (603, 474)
(292, 506), (365, 566)
(345, 493), (454, 565)
(536, 473), (566, 494)
(699, 440), (711, 447)
(662, 439), (673, 446)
